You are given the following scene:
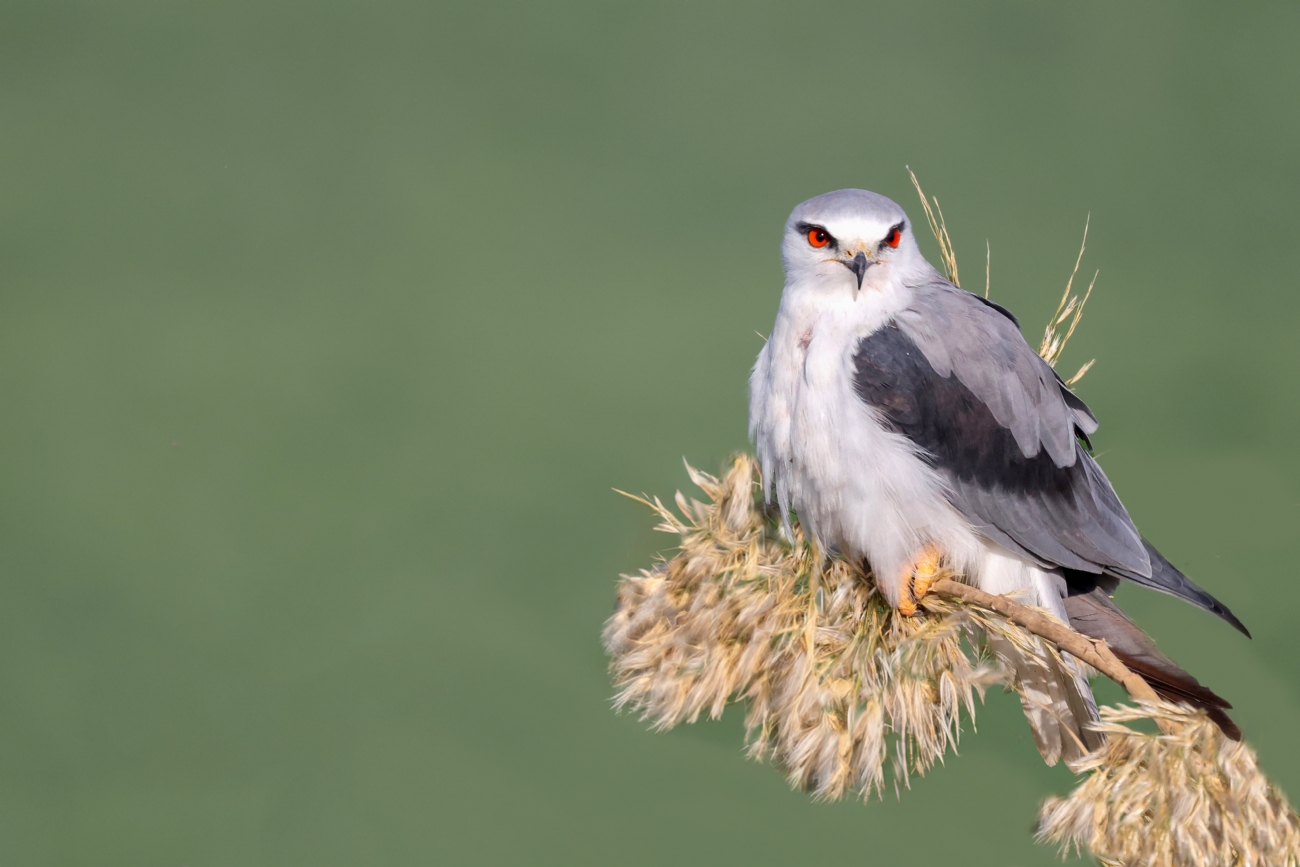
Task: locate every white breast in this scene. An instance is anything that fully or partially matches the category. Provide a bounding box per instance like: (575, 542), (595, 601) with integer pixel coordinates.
(750, 280), (985, 607)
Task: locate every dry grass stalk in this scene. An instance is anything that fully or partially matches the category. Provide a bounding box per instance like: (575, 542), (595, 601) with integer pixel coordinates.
(932, 578), (1160, 707)
(1038, 216), (1097, 386)
(1037, 703), (1300, 866)
(907, 167), (961, 287)
(985, 239), (991, 299)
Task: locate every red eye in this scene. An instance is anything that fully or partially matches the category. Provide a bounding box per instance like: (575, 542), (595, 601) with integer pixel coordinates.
(886, 227), (901, 248)
(807, 228), (830, 248)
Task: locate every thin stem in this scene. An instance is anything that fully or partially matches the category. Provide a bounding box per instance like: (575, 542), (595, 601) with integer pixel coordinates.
(928, 578), (1174, 733)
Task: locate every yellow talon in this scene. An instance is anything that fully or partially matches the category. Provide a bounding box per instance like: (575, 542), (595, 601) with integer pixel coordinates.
(898, 543), (943, 617)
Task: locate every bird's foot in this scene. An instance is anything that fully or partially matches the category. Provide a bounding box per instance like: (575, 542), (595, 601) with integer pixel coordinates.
(897, 543), (943, 617)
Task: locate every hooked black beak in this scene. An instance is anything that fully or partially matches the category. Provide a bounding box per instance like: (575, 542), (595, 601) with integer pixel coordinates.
(842, 251), (871, 290)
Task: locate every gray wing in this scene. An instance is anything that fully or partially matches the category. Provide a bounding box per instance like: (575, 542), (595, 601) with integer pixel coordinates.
(855, 280), (1247, 634)
(857, 281), (1146, 575)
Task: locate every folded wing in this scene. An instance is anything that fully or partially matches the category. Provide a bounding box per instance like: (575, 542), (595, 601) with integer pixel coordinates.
(857, 281), (1244, 633)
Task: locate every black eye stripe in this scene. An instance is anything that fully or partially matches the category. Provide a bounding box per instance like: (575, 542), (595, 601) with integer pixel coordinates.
(795, 221), (836, 248)
(880, 221), (905, 249)
(794, 220), (908, 248)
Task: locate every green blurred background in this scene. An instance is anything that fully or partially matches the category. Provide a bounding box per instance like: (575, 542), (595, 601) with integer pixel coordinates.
(2, 2), (1298, 864)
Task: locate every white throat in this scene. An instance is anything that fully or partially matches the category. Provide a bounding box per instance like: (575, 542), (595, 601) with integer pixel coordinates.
(749, 271), (917, 527)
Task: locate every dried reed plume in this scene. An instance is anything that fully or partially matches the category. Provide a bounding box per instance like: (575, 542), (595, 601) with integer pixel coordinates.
(604, 455), (1004, 799)
(1037, 703), (1300, 866)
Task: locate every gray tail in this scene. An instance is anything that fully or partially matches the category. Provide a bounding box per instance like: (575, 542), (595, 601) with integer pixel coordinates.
(1063, 580), (1240, 740)
(1106, 540), (1250, 638)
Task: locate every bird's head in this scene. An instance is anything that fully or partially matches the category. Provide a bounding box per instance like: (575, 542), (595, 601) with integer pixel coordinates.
(781, 189), (925, 296)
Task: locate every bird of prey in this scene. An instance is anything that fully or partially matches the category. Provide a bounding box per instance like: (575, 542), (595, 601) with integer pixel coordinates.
(749, 189), (1249, 764)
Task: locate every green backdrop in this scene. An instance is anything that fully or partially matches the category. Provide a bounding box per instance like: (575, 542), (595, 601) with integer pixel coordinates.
(3, 2), (1298, 864)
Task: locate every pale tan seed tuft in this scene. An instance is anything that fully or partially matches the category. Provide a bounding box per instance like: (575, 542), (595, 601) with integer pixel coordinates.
(1036, 702), (1300, 866)
(607, 455), (1014, 800)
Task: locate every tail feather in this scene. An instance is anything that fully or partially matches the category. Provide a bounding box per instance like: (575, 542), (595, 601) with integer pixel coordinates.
(1109, 648), (1241, 740)
(1063, 583), (1241, 740)
(1105, 541), (1251, 638)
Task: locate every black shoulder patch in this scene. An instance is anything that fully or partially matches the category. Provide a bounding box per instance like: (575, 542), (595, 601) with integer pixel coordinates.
(851, 323), (1075, 497)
